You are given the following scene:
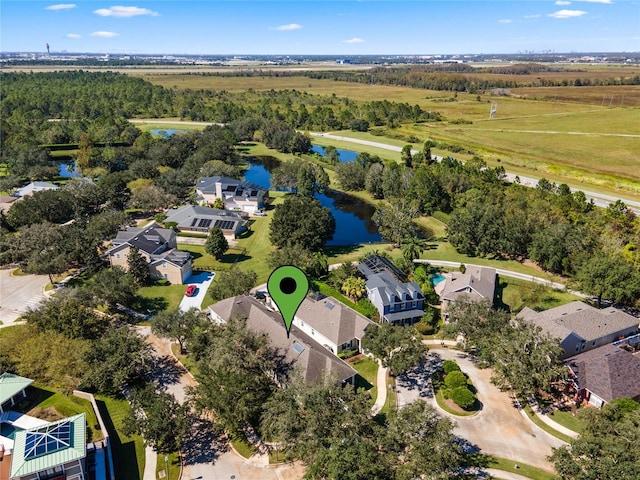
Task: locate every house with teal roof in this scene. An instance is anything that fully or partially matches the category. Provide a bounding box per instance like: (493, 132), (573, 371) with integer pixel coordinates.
(7, 413), (87, 480)
(0, 373), (33, 415)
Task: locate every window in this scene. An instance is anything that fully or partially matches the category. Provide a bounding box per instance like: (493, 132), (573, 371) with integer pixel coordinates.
(115, 253), (120, 259)
(592, 340), (596, 346)
(163, 273), (168, 279)
(575, 344), (580, 352)
(311, 329), (315, 336)
(163, 261), (167, 269)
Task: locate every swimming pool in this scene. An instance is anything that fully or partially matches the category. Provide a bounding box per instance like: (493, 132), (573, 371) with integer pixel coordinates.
(430, 274), (446, 287)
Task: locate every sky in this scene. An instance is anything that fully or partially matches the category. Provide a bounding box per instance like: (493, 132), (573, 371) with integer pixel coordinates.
(1, 1), (639, 55)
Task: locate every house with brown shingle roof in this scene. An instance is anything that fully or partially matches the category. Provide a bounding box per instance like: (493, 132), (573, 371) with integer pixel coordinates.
(519, 301), (639, 359)
(292, 293), (375, 355)
(207, 296), (357, 386)
(566, 338), (640, 408)
(435, 266), (496, 319)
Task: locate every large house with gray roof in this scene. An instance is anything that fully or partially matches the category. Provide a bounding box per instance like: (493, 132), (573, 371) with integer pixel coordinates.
(208, 296), (357, 385)
(566, 336), (640, 408)
(11, 181), (58, 198)
(519, 301), (639, 359)
(195, 176), (267, 213)
(104, 224), (192, 284)
(358, 255), (425, 326)
(164, 205), (247, 240)
(292, 293), (375, 355)
(435, 266), (496, 319)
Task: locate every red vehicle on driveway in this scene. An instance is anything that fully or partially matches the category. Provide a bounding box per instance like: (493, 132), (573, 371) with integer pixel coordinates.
(185, 285), (197, 297)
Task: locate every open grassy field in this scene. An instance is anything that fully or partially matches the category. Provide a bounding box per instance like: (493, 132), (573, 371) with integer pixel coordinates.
(136, 72), (640, 199)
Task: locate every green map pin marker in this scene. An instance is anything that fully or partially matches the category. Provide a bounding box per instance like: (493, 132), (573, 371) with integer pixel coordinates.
(267, 265), (309, 338)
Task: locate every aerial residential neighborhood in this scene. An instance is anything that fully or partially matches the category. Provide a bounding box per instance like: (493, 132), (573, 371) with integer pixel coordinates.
(1, 1), (640, 480)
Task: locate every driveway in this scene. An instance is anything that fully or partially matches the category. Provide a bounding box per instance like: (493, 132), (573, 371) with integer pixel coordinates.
(179, 271), (215, 312)
(395, 349), (565, 472)
(0, 269), (50, 327)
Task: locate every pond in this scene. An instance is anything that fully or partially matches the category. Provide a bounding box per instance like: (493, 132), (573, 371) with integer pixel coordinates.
(245, 157), (381, 246)
(150, 129), (190, 137)
(58, 162), (81, 178)
(311, 145), (359, 163)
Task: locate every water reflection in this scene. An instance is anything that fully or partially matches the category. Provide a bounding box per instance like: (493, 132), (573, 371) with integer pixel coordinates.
(244, 156), (381, 246)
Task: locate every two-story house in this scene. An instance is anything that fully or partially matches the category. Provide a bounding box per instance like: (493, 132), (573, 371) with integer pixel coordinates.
(292, 293), (375, 355)
(519, 301), (639, 359)
(104, 224), (192, 284)
(207, 296), (357, 386)
(435, 266), (496, 319)
(195, 176), (267, 214)
(358, 255), (425, 326)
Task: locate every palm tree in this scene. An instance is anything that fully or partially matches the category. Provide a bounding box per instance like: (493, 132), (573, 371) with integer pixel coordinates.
(402, 236), (424, 263)
(341, 276), (367, 302)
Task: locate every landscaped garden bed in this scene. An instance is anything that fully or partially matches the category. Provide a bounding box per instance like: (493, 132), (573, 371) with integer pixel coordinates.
(433, 360), (480, 416)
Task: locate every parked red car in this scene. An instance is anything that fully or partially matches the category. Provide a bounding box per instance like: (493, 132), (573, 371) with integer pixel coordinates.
(185, 285), (197, 297)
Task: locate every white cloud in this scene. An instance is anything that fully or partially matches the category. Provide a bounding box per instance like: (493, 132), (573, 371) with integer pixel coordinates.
(498, 19), (512, 24)
(524, 14), (542, 18)
(555, 1), (571, 5)
(576, 0), (613, 3)
(45, 4), (76, 10)
(275, 23), (302, 31)
(94, 6), (159, 17)
(90, 31), (119, 37)
(548, 9), (588, 18)
(66, 33), (81, 39)
(343, 37), (365, 44)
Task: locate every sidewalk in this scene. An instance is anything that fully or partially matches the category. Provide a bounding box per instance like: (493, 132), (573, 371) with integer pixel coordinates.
(370, 359), (388, 415)
(527, 399), (580, 439)
(142, 446), (157, 480)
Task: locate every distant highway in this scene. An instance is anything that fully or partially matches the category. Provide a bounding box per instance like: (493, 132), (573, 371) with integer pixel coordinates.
(129, 119), (640, 215)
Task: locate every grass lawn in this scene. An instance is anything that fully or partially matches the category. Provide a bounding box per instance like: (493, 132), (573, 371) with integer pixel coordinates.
(25, 385), (103, 443)
(171, 343), (201, 378)
(496, 276), (581, 314)
(487, 456), (559, 480)
(548, 409), (585, 435)
(311, 135), (401, 163)
(350, 356), (378, 404)
(382, 372), (396, 415)
(230, 433), (256, 458)
(155, 451), (181, 480)
(96, 394), (146, 480)
(523, 404), (575, 444)
(414, 216), (448, 240)
(137, 283), (186, 312)
(313, 280), (373, 318)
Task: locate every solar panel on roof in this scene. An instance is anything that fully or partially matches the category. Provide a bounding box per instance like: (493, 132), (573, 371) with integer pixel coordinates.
(190, 218), (199, 227)
(325, 302), (335, 310)
(214, 220), (235, 230)
(198, 218), (212, 228)
(293, 342), (305, 354)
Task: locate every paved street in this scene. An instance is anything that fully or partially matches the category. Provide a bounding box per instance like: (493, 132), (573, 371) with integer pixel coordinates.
(395, 349), (565, 472)
(0, 269), (50, 327)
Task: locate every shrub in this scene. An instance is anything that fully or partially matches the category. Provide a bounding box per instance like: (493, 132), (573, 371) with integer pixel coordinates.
(443, 360), (461, 374)
(444, 370), (468, 390)
(451, 386), (476, 410)
(414, 321), (434, 336)
(338, 349), (359, 360)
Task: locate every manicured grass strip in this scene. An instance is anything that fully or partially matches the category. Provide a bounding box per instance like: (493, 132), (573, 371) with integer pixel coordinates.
(350, 356), (378, 404)
(547, 409), (584, 435)
(230, 433), (257, 458)
(487, 456), (559, 480)
(96, 395), (146, 480)
(523, 404), (574, 444)
(382, 372), (396, 415)
(171, 343), (201, 378)
(155, 451), (181, 480)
